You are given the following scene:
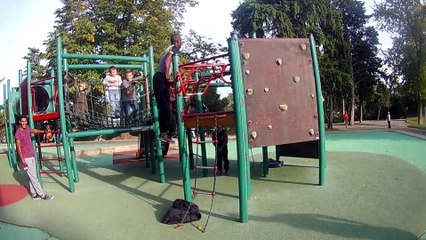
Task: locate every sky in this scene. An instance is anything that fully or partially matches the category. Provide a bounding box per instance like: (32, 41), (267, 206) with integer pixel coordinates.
(0, 0), (391, 103)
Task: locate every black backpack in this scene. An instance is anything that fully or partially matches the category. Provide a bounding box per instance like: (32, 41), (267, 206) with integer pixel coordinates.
(260, 158), (284, 168)
(161, 199), (202, 224)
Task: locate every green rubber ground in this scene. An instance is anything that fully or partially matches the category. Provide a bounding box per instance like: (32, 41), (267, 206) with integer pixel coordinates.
(327, 131), (426, 171)
(0, 131), (425, 240)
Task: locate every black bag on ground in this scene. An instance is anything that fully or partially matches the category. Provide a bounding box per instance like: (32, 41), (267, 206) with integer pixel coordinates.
(260, 158), (283, 168)
(161, 199), (202, 224)
(268, 159), (283, 168)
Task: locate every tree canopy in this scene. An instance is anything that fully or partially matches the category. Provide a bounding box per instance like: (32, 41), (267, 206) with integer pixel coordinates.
(374, 0), (426, 123)
(231, 0), (383, 128)
(20, 0), (425, 125)
(43, 0), (196, 78)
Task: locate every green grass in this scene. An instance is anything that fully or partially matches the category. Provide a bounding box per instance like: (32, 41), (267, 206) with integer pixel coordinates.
(407, 117), (426, 130)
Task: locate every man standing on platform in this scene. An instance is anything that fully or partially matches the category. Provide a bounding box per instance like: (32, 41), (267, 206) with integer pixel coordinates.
(153, 34), (183, 144)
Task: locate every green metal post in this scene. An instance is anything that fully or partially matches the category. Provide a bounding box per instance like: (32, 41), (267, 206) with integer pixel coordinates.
(68, 64), (145, 70)
(6, 80), (17, 170)
(198, 82), (231, 89)
(50, 69), (56, 112)
(148, 46), (166, 182)
(228, 34), (250, 222)
(63, 53), (148, 62)
(26, 62), (43, 185)
(69, 137), (79, 182)
(49, 69), (64, 176)
(142, 55), (149, 111)
(68, 126), (152, 138)
(56, 37), (75, 192)
(5, 112), (16, 170)
(194, 73), (208, 176)
(59, 50), (69, 176)
(173, 54), (191, 201)
(142, 132), (151, 168)
(3, 84), (13, 168)
(309, 34), (326, 186)
(18, 70), (23, 114)
(186, 128), (194, 169)
(148, 131), (156, 173)
(262, 147), (269, 177)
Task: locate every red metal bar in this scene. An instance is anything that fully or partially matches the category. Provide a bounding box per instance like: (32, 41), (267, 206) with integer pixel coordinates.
(33, 112), (60, 122)
(177, 62), (231, 98)
(38, 158), (65, 162)
(35, 144), (64, 148)
(179, 54), (228, 67)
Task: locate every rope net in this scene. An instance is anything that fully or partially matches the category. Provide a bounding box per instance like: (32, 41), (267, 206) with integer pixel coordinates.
(67, 78), (152, 131)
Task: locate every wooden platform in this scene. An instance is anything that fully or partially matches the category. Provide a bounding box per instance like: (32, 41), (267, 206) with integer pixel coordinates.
(183, 112), (235, 128)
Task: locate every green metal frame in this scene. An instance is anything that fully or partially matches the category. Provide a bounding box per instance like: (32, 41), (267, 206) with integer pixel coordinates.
(4, 36), (162, 192)
(176, 34), (325, 223)
(173, 54), (192, 201)
(3, 80), (18, 170)
(56, 36), (164, 188)
(309, 34), (326, 185)
(3, 34), (325, 223)
(228, 34), (251, 222)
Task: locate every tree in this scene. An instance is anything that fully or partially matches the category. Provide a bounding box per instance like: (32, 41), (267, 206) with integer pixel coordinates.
(40, 0), (197, 95)
(223, 93), (234, 111)
(181, 30), (229, 112)
(23, 48), (48, 80)
(202, 87), (227, 112)
(335, 0), (383, 124)
(374, 0), (426, 124)
(368, 81), (391, 120)
(182, 29), (227, 62)
(352, 27), (382, 122)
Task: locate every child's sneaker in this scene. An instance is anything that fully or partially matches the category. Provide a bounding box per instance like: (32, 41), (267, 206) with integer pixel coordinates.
(41, 194), (54, 201)
(23, 162), (28, 171)
(31, 194), (41, 200)
(160, 134), (175, 144)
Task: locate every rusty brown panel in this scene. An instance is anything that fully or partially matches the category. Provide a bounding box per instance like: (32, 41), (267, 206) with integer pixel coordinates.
(240, 38), (319, 148)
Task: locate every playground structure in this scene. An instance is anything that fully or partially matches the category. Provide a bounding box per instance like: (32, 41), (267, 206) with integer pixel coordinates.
(2, 38), (164, 193)
(1, 34), (325, 223)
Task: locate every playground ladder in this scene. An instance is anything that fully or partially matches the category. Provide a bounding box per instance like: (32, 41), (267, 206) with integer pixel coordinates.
(33, 127), (75, 190)
(187, 115), (219, 232)
(35, 137), (66, 175)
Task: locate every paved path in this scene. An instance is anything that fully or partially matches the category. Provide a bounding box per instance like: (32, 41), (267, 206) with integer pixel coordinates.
(332, 119), (426, 140)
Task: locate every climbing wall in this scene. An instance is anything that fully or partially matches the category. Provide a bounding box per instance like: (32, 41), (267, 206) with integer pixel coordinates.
(240, 38), (320, 148)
